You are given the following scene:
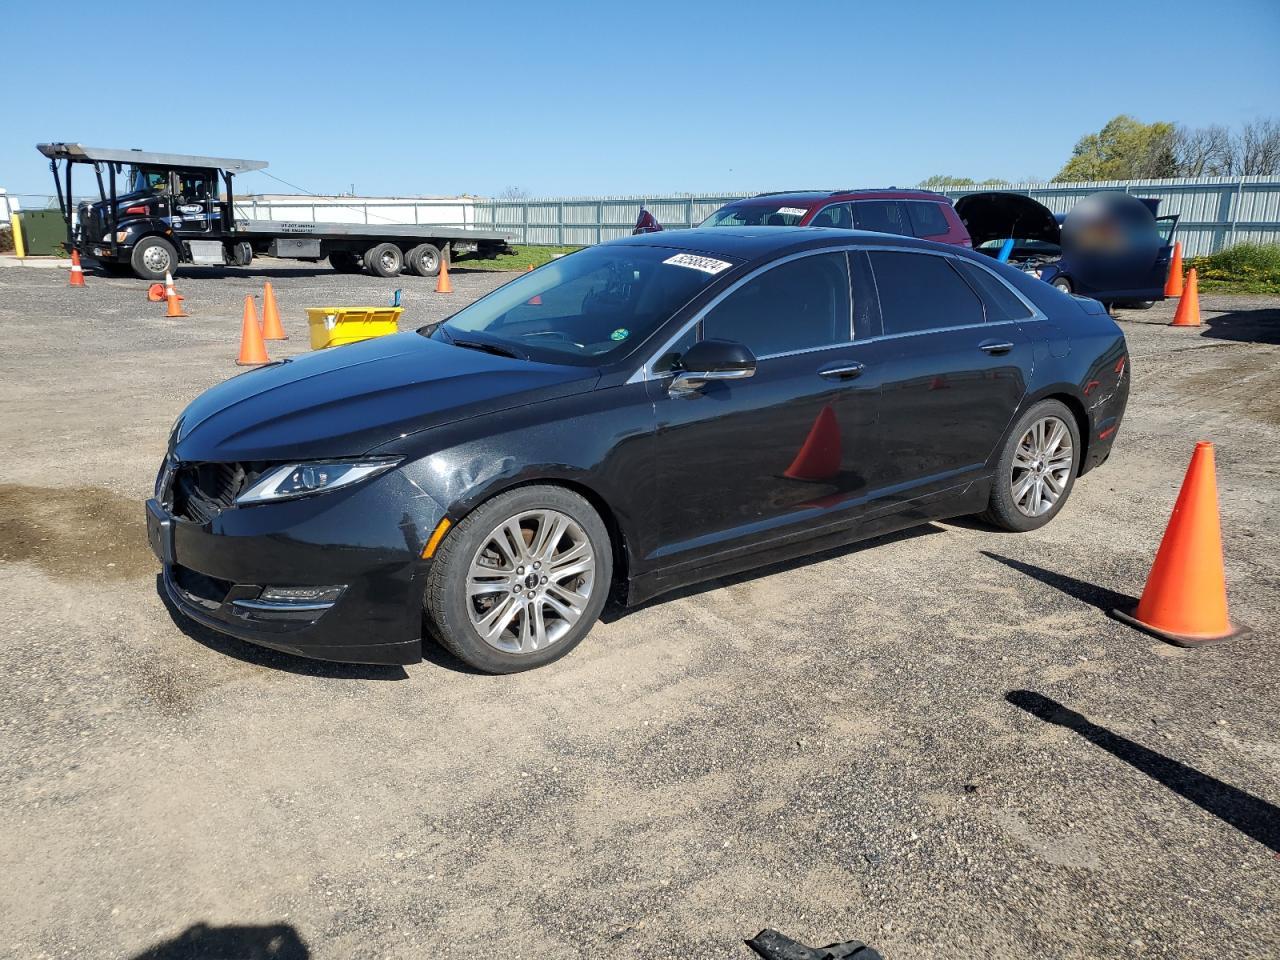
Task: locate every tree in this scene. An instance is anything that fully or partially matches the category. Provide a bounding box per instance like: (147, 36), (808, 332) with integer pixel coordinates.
(917, 175), (1006, 188)
(1236, 117), (1280, 175)
(1173, 124), (1234, 176)
(1054, 115), (1178, 181)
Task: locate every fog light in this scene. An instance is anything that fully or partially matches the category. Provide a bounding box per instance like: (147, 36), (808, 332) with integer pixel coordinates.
(260, 585), (345, 604)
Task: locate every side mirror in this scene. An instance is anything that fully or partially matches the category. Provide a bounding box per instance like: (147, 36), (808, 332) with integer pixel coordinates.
(669, 338), (757, 397)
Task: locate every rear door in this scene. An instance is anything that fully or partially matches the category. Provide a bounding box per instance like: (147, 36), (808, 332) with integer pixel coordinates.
(867, 250), (1034, 508)
(852, 200), (912, 238)
(904, 200), (953, 243)
(651, 250), (887, 562)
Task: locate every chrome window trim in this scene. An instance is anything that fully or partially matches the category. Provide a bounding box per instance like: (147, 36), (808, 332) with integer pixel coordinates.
(629, 244), (1045, 383)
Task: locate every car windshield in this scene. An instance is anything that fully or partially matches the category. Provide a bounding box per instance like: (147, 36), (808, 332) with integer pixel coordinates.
(428, 245), (737, 366)
(702, 203), (811, 227)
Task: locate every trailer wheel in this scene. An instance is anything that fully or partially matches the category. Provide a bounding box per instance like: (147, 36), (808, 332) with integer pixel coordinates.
(364, 243), (403, 279)
(405, 243), (442, 278)
(130, 237), (179, 282)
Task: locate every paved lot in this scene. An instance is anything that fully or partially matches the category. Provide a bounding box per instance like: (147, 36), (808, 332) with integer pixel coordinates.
(1, 261), (1277, 959)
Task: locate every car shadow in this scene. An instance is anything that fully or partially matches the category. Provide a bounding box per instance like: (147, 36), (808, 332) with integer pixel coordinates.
(603, 523), (945, 622)
(129, 921), (309, 959)
(156, 576), (408, 681)
(1195, 306), (1280, 346)
(980, 551), (1136, 613)
(1007, 690), (1280, 853)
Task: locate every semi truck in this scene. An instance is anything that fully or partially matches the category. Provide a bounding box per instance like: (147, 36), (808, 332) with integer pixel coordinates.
(37, 143), (516, 281)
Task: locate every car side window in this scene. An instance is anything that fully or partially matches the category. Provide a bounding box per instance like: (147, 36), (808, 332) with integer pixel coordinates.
(869, 251), (985, 335)
(701, 252), (852, 357)
(954, 260), (1033, 322)
(906, 201), (951, 238)
(852, 200), (910, 236)
(809, 203), (853, 229)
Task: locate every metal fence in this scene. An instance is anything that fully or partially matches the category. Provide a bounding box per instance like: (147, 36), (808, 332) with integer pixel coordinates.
(470, 177), (1280, 257)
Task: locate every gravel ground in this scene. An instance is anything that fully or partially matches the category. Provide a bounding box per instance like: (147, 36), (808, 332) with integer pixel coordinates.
(0, 262), (1276, 959)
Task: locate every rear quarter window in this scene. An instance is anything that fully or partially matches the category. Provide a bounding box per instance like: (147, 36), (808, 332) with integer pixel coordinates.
(954, 260), (1033, 321)
(906, 201), (952, 238)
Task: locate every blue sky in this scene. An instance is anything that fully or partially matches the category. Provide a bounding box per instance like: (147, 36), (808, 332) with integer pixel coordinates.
(4, 0), (1278, 200)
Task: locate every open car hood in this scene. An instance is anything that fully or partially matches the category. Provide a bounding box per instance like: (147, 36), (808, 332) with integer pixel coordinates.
(954, 192), (1061, 247)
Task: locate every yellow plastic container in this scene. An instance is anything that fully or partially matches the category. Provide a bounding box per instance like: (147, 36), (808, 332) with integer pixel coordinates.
(306, 306), (403, 349)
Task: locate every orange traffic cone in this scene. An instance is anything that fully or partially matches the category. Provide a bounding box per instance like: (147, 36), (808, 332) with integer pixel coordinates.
(435, 258), (453, 294)
(236, 295), (269, 365)
(526, 264), (534, 272)
(1170, 268), (1200, 327)
(164, 271), (188, 318)
(928, 374), (949, 391)
(1112, 442), (1251, 647)
(783, 405), (841, 481)
(147, 282), (165, 302)
(261, 281), (287, 340)
(1164, 241), (1184, 297)
(68, 249), (86, 287)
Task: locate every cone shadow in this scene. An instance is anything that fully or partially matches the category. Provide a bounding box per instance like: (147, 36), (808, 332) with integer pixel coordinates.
(1006, 690), (1280, 853)
(981, 551), (1135, 613)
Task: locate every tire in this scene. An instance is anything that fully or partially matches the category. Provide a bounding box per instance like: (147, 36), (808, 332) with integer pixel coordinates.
(980, 399), (1081, 532)
(363, 243), (403, 278)
(329, 250), (363, 274)
(1119, 300), (1155, 310)
(405, 243), (442, 278)
(424, 485), (613, 673)
(130, 236), (179, 281)
(1051, 277), (1072, 295)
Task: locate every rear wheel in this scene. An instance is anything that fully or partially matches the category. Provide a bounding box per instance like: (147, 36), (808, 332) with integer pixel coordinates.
(980, 399), (1081, 532)
(363, 243), (403, 278)
(130, 236), (179, 281)
(405, 243), (442, 277)
(329, 250), (363, 273)
(424, 485), (612, 673)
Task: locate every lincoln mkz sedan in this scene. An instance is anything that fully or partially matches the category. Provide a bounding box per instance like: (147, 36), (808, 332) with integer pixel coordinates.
(147, 227), (1129, 673)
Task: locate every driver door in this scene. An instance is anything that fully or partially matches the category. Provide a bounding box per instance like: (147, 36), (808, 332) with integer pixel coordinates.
(173, 170), (214, 234)
(650, 250), (887, 568)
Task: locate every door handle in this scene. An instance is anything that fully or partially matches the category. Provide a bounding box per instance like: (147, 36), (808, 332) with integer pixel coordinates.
(979, 340), (1015, 355)
(819, 362), (865, 380)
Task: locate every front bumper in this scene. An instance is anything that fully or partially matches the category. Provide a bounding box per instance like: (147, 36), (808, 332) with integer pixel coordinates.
(146, 472), (443, 666)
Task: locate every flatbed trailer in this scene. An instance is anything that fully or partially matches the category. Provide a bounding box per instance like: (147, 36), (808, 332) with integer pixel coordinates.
(37, 143), (516, 281)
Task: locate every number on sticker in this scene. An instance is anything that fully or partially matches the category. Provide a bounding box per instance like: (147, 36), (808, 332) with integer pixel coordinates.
(663, 253), (732, 275)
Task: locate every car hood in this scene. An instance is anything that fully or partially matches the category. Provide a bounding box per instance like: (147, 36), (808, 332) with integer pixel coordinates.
(954, 192), (1061, 247)
(172, 332), (598, 462)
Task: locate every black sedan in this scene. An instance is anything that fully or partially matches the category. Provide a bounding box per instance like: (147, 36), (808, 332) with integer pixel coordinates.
(147, 227), (1129, 673)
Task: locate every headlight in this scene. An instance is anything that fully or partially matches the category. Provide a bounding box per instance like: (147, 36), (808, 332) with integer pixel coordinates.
(235, 458), (401, 505)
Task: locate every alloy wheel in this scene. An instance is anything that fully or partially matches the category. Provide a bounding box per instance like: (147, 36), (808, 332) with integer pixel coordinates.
(466, 509), (595, 654)
(1010, 416), (1073, 518)
(143, 245), (171, 273)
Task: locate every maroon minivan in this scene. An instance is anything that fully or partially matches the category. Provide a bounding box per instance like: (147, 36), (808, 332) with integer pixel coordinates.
(701, 189), (972, 247)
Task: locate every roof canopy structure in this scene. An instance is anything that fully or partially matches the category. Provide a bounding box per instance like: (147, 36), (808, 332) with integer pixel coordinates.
(36, 143), (268, 173)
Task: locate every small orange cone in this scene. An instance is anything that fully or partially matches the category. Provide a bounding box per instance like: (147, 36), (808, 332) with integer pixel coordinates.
(1164, 241), (1184, 297)
(526, 264), (534, 272)
(164, 271), (188, 318)
(1112, 442), (1251, 647)
(236, 295), (269, 365)
(783, 405), (841, 481)
(147, 282), (165, 302)
(928, 374), (949, 391)
(261, 282), (287, 340)
(68, 249), (86, 287)
(435, 258), (453, 294)
(1170, 268), (1200, 327)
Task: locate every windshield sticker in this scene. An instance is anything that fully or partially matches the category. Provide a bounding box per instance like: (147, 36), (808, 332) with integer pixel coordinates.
(610, 328), (630, 342)
(663, 253), (733, 275)
(777, 206), (808, 217)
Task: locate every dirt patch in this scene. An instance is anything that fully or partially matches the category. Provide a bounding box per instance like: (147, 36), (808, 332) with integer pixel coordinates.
(0, 483), (154, 581)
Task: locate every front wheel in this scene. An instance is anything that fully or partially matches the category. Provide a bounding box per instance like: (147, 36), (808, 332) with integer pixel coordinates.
(130, 237), (179, 281)
(1051, 277), (1072, 295)
(424, 485), (613, 673)
(980, 399), (1081, 532)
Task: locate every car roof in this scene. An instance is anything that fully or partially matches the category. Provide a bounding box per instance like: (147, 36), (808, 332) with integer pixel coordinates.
(725, 188), (951, 207)
(608, 226), (947, 260)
